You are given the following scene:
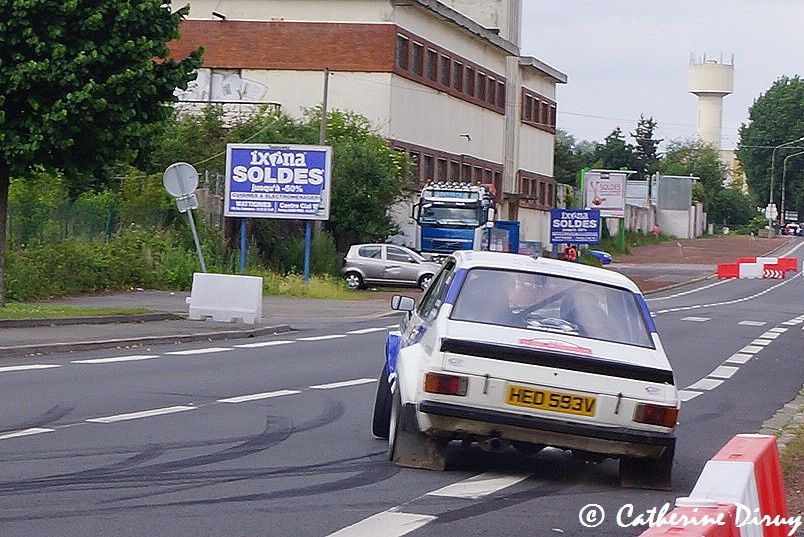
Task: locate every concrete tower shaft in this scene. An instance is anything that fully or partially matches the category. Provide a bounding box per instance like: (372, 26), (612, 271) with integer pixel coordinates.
(689, 55), (734, 150)
(441, 0), (522, 47)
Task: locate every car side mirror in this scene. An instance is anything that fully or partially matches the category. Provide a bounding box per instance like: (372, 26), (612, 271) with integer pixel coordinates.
(391, 295), (415, 312)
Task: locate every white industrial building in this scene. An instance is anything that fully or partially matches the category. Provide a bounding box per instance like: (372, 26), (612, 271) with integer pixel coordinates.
(169, 0), (567, 247)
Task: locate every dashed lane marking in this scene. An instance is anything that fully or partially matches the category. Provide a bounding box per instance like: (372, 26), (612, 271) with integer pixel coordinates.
(217, 390), (300, 404)
(769, 327), (788, 333)
(646, 279), (731, 301)
(739, 321), (767, 326)
(328, 511), (436, 537)
(0, 364), (61, 373)
(750, 339), (773, 346)
(427, 472), (530, 500)
(759, 332), (780, 339)
(709, 365), (739, 379)
(310, 378), (376, 390)
(682, 316), (710, 322)
(739, 345), (764, 354)
(233, 341), (294, 349)
(297, 335), (348, 341)
(687, 378), (724, 391)
(347, 327), (390, 335)
(166, 347), (233, 355)
(86, 405), (196, 423)
(0, 428), (55, 441)
(679, 390), (702, 402)
(386, 324), (400, 329)
(725, 353), (753, 365)
(72, 355), (158, 364)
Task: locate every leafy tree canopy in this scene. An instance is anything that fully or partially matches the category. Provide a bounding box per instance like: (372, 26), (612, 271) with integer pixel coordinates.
(0, 0), (202, 305)
(660, 139), (727, 211)
(593, 127), (638, 171)
(631, 115), (663, 181)
(736, 75), (804, 216)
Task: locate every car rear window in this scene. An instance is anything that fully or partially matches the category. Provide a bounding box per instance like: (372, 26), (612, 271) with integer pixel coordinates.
(450, 268), (654, 348)
(358, 246), (382, 259)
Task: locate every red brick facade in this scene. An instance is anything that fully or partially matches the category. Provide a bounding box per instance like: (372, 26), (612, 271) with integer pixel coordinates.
(169, 20), (397, 71)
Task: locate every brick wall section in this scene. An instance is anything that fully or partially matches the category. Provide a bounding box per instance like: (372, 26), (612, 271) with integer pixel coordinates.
(169, 20), (397, 71)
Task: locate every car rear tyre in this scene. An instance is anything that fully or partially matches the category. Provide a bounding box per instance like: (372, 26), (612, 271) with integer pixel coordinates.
(418, 274), (433, 291)
(344, 272), (364, 290)
(388, 390), (447, 470)
(619, 444), (674, 490)
(372, 364), (392, 439)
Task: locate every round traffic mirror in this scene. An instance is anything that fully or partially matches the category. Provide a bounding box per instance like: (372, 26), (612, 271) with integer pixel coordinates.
(163, 162), (199, 198)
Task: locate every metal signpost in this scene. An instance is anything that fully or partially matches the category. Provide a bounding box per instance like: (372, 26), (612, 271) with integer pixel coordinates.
(163, 162), (207, 272)
(224, 144), (333, 284)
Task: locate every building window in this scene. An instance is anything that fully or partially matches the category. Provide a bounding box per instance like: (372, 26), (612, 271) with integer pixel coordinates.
(465, 66), (475, 96)
(539, 182), (546, 205)
(497, 82), (506, 108)
(412, 43), (424, 76)
(547, 183), (554, 206)
(437, 158), (448, 181)
(524, 95), (533, 121)
(549, 105), (557, 128)
(423, 154), (434, 180)
(449, 160), (461, 182)
(452, 61), (463, 91)
(462, 163), (472, 182)
(493, 171), (502, 194)
(439, 55), (451, 86)
(487, 77), (496, 105)
(426, 49), (438, 81)
(410, 152), (421, 179)
(530, 98), (538, 122)
(473, 166), (482, 182)
(396, 35), (409, 70)
(477, 73), (486, 101)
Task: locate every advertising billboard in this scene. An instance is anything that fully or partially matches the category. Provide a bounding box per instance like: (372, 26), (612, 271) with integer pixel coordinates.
(550, 209), (601, 244)
(583, 171), (627, 218)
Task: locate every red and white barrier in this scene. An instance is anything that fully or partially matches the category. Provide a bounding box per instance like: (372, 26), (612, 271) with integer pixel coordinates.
(717, 258), (798, 280)
(640, 434), (792, 537)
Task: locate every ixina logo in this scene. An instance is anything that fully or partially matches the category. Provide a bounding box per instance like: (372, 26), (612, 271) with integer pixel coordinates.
(518, 338), (593, 355)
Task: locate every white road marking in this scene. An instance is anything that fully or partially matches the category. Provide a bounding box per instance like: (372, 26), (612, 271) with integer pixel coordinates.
(328, 511), (436, 537)
(218, 390), (300, 404)
(750, 339), (772, 346)
(739, 345), (764, 354)
(310, 378), (376, 390)
(297, 335), (348, 341)
(72, 355), (158, 364)
(769, 327), (788, 333)
(679, 390), (702, 402)
(738, 321), (767, 327)
(234, 341), (294, 348)
(428, 472), (530, 499)
(687, 378), (724, 391)
(646, 279), (730, 301)
(0, 427), (55, 441)
(682, 316), (710, 322)
(725, 353), (753, 365)
(783, 320), (803, 326)
(386, 324), (400, 328)
(778, 240), (803, 258)
(166, 347), (233, 355)
(709, 365), (739, 379)
(0, 364), (61, 373)
(759, 332), (780, 340)
(86, 406), (196, 423)
(347, 327), (390, 335)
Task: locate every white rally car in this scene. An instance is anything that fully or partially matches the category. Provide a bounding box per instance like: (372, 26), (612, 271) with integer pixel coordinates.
(372, 251), (679, 489)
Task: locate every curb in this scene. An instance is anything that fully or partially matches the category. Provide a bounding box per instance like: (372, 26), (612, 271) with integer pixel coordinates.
(0, 324), (293, 358)
(0, 313), (182, 329)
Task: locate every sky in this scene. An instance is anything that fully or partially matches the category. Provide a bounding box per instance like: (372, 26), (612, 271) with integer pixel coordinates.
(521, 1), (803, 150)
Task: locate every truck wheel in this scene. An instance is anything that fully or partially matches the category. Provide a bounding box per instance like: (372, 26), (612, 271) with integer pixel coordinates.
(344, 272), (364, 290)
(372, 364), (392, 439)
(418, 274), (433, 290)
(388, 391), (447, 470)
(619, 444), (674, 490)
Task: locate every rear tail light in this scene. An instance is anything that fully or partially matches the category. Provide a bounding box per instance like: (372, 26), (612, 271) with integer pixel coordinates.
(424, 372), (468, 396)
(634, 403), (679, 428)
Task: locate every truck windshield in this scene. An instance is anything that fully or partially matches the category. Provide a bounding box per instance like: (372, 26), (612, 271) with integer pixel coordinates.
(419, 206), (481, 227)
(450, 269), (654, 348)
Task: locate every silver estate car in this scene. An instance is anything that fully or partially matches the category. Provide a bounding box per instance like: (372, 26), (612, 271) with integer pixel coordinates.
(342, 244), (441, 290)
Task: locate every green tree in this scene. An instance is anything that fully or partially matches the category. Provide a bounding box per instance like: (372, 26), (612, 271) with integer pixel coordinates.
(592, 128), (638, 170)
(660, 139), (727, 211)
(708, 188), (756, 226)
(0, 0), (202, 305)
(554, 129), (582, 185)
(736, 76), (804, 214)
(631, 115), (663, 181)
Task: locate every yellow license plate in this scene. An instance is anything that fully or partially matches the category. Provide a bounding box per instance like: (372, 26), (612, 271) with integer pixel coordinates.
(506, 385), (596, 417)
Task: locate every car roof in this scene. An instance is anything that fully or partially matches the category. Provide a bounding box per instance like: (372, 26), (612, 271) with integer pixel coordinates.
(451, 251), (642, 294)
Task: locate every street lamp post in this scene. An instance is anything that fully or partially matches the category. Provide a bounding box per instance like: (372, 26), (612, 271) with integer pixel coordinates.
(769, 136), (804, 223)
(781, 150), (804, 226)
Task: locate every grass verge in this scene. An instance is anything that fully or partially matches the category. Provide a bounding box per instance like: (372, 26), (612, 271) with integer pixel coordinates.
(0, 304), (153, 320)
(781, 425), (804, 516)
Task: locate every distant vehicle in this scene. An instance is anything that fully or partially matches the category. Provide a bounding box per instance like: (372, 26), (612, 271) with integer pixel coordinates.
(374, 252), (678, 489)
(587, 250), (612, 265)
(781, 223), (800, 236)
(341, 244), (441, 291)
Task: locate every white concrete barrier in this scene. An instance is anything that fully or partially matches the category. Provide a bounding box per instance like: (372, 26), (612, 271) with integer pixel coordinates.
(738, 262), (764, 279)
(186, 273), (263, 324)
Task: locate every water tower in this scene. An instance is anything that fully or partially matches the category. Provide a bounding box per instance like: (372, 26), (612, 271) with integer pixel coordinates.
(689, 53), (734, 150)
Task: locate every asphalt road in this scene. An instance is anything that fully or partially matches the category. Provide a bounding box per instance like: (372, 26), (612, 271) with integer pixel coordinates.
(0, 239), (801, 537)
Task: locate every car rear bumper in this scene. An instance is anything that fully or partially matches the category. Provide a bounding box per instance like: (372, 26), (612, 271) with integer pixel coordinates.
(418, 400), (675, 459)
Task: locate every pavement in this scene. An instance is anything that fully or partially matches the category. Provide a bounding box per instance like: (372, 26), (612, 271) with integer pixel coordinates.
(0, 235), (795, 358)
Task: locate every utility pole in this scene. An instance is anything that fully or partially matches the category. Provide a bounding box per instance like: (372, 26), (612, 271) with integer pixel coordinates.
(313, 68), (330, 238)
